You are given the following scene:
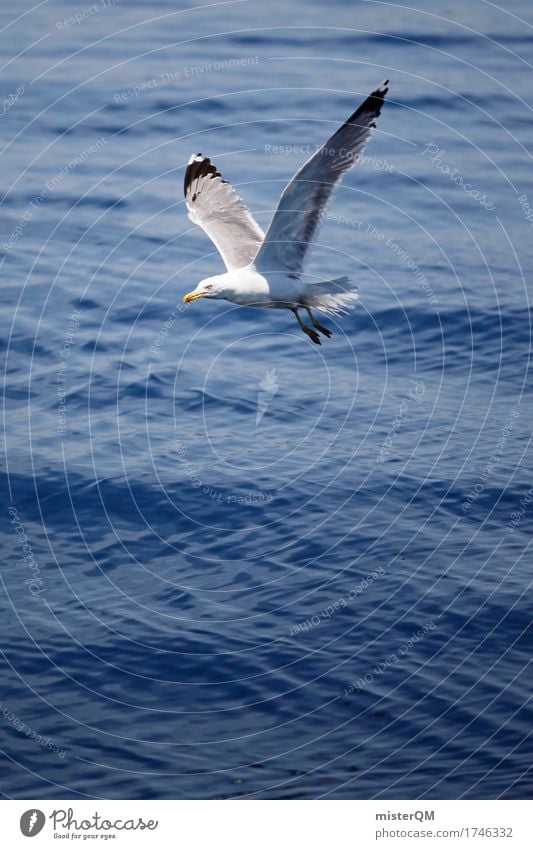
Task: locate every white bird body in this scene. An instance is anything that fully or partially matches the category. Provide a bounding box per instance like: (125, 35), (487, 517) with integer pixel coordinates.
(196, 267), (354, 312)
(182, 81), (389, 343)
(197, 267), (282, 308)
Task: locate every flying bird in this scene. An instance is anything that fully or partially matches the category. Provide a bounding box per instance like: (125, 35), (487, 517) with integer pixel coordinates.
(183, 80), (389, 344)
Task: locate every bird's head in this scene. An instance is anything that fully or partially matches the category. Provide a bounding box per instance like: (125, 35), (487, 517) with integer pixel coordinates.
(183, 275), (226, 304)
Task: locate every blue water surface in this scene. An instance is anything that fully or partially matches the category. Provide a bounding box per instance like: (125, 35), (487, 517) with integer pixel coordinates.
(1, 0), (532, 799)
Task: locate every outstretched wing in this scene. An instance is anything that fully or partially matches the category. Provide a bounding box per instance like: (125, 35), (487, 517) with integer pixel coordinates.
(184, 154), (264, 271)
(254, 81), (389, 275)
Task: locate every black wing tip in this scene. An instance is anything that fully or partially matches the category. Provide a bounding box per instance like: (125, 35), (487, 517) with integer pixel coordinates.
(373, 79), (389, 100)
(367, 78), (389, 107)
(345, 78), (389, 127)
(184, 153), (222, 198)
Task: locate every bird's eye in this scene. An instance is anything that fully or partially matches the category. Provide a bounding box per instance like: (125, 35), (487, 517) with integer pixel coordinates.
(205, 284), (213, 291)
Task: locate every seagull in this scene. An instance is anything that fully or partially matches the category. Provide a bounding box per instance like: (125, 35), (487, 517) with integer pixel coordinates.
(183, 80), (389, 344)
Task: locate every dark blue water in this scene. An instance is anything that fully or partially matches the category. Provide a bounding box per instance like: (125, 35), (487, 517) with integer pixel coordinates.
(1, 0), (532, 799)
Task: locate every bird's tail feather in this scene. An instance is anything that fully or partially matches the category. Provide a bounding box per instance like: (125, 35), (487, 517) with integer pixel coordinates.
(303, 276), (358, 316)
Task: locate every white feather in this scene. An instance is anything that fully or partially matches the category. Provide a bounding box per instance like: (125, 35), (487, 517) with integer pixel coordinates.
(184, 154), (264, 271)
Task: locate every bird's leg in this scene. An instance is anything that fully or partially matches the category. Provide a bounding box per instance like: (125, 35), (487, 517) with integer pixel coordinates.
(304, 306), (332, 338)
(291, 307), (321, 344)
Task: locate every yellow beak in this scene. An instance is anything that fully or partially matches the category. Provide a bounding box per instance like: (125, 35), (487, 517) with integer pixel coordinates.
(183, 291), (204, 304)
